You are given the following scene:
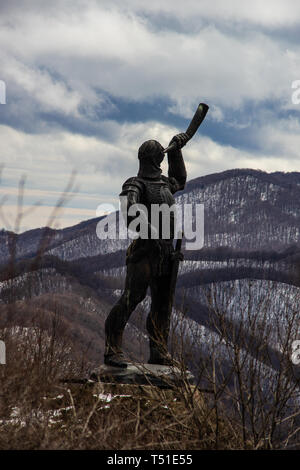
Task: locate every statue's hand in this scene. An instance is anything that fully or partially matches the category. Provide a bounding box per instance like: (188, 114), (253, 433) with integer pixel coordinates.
(168, 133), (190, 150)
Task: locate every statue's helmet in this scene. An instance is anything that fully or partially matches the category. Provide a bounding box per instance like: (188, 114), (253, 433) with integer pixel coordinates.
(137, 140), (164, 178)
(138, 139), (164, 163)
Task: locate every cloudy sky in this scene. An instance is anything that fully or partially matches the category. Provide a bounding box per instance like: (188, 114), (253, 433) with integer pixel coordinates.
(1, 0), (300, 231)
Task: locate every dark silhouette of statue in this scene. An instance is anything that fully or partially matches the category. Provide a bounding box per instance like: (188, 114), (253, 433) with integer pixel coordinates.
(104, 133), (189, 368)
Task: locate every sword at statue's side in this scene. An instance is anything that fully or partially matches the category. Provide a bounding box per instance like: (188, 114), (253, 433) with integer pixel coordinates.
(163, 102), (209, 153)
(169, 233), (184, 314)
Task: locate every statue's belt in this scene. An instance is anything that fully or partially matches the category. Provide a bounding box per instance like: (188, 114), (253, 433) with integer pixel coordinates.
(126, 239), (173, 265)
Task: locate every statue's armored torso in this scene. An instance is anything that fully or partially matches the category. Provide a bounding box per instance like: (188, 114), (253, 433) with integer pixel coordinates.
(140, 177), (175, 208)
(120, 175), (177, 241)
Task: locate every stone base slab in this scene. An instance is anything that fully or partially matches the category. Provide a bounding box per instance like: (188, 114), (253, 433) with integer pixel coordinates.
(89, 363), (195, 389)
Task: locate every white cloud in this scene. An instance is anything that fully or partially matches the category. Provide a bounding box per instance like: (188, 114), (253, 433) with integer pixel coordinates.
(1, 1), (300, 230)
(256, 116), (300, 160)
(1, 117), (300, 230)
(186, 134), (300, 178)
(112, 0), (300, 27)
(1, 1), (300, 115)
(1, 203), (98, 233)
(3, 56), (82, 116)
(3, 0), (300, 28)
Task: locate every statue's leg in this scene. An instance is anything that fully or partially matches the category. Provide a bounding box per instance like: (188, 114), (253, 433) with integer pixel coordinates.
(146, 272), (173, 365)
(104, 257), (151, 367)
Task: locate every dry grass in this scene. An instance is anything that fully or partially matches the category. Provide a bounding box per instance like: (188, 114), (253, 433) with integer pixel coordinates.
(0, 331), (241, 450)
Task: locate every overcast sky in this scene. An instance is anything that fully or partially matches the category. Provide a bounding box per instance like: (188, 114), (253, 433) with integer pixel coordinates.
(1, 0), (300, 231)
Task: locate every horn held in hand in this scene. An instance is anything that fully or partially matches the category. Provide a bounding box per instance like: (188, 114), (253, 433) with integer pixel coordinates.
(163, 103), (209, 153)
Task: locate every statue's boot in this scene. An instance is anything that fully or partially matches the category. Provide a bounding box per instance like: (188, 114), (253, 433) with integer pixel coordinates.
(104, 331), (128, 368)
(104, 351), (128, 368)
(148, 339), (173, 366)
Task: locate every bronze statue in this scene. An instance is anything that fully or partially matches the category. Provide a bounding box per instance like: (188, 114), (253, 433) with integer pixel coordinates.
(104, 103), (209, 368)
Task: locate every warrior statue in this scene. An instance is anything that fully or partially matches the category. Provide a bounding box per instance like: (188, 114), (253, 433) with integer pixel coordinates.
(104, 103), (209, 368)
(104, 134), (188, 368)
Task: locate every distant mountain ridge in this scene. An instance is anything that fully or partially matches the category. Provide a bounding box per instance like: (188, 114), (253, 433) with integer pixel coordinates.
(1, 168), (300, 264)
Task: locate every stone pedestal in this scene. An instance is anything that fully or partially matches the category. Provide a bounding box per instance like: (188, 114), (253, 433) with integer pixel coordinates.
(61, 364), (203, 409)
(89, 363), (195, 389)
